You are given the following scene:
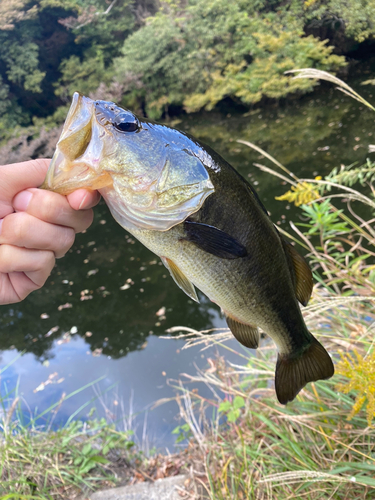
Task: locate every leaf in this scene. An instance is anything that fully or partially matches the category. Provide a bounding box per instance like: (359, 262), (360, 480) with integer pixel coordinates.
(82, 443), (92, 456)
(219, 401), (232, 412)
(89, 455), (110, 465)
(233, 396), (245, 409)
(227, 409), (240, 423)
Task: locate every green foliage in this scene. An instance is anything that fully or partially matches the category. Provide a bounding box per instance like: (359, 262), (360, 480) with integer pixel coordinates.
(0, 409), (135, 497)
(326, 159), (375, 187)
(0, 76), (11, 115)
(55, 49), (112, 102)
(302, 0), (375, 43)
(59, 419), (134, 479)
(299, 199), (351, 237)
(219, 396), (245, 423)
(2, 40), (45, 92)
(184, 28), (345, 113)
(0, 0), (140, 139)
(116, 0), (346, 118)
(0, 0), (373, 135)
(172, 423), (192, 444)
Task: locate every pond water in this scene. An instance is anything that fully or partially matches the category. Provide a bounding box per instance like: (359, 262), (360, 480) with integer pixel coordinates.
(1, 72), (374, 450)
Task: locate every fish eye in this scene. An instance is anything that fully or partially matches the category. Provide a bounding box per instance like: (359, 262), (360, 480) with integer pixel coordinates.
(113, 112), (139, 133)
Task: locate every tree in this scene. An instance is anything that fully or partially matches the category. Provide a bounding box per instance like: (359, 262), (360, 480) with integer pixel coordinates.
(115, 0), (347, 119)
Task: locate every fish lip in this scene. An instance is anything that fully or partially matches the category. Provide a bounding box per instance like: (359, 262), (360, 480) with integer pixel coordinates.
(41, 154), (98, 194)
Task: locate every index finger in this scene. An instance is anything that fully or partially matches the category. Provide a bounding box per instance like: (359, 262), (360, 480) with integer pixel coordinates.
(0, 159), (51, 195)
(0, 159), (51, 218)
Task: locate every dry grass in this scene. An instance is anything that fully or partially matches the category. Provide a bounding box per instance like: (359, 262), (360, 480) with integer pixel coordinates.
(167, 284), (375, 499)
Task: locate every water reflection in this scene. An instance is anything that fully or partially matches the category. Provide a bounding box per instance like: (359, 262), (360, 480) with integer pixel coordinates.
(1, 334), (241, 449)
(0, 202), (220, 360)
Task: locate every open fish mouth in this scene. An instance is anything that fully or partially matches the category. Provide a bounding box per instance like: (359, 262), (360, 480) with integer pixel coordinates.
(40, 92), (113, 195)
(41, 153), (112, 194)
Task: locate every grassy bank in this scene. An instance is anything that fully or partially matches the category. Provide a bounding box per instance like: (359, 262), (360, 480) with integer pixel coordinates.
(0, 387), (195, 499)
(0, 373), (135, 499)
(170, 290), (375, 499)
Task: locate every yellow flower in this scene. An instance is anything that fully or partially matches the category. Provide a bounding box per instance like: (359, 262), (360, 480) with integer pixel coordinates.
(336, 349), (375, 425)
(275, 181), (320, 206)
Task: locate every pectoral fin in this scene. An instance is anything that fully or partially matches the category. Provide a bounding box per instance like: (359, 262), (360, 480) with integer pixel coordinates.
(161, 256), (199, 302)
(282, 239), (313, 306)
(226, 315), (259, 349)
(184, 221), (247, 259)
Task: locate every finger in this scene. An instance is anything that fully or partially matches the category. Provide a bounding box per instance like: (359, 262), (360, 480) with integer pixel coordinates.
(0, 245), (55, 304)
(0, 159), (51, 218)
(67, 189), (101, 210)
(0, 212), (75, 259)
(0, 159), (51, 196)
(12, 188), (94, 234)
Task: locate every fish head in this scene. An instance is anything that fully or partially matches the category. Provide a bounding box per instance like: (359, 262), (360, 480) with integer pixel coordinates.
(42, 92), (214, 230)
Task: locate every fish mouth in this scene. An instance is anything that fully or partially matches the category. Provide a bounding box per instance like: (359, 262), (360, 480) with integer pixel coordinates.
(41, 152), (112, 195)
(40, 92), (113, 195)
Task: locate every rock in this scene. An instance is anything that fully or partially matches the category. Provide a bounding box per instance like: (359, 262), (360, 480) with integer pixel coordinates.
(86, 475), (189, 500)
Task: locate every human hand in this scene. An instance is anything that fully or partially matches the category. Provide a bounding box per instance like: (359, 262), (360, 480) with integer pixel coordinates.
(0, 159), (100, 304)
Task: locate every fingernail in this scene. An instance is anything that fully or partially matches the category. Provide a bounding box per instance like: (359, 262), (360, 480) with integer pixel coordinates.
(78, 192), (89, 210)
(13, 190), (33, 211)
(0, 219), (3, 235)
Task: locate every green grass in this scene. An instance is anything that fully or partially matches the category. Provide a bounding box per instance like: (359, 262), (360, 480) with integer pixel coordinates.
(0, 377), (136, 499)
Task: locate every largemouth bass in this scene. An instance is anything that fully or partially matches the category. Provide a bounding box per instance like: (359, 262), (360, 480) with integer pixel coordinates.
(42, 93), (334, 404)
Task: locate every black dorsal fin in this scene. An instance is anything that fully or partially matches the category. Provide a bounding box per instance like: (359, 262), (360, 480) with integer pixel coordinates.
(282, 239), (313, 307)
(184, 220), (247, 259)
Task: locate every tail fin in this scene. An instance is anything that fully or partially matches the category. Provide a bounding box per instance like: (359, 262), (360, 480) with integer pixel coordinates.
(275, 337), (334, 404)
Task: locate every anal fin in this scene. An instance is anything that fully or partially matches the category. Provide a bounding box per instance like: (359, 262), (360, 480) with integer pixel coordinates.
(161, 256), (199, 303)
(275, 336), (334, 404)
(226, 315), (259, 349)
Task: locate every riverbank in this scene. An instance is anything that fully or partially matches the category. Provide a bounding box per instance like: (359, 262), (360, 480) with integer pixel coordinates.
(0, 397), (200, 498)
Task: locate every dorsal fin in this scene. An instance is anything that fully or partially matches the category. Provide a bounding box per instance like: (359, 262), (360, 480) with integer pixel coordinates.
(161, 256), (199, 302)
(282, 239), (313, 307)
(225, 315), (259, 349)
